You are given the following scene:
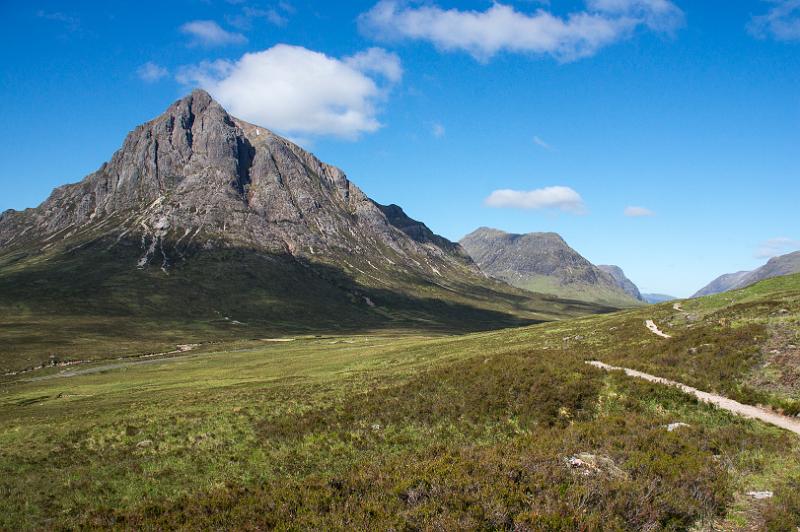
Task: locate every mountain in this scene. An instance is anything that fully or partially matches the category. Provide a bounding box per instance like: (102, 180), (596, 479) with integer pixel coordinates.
(641, 293), (677, 304)
(459, 227), (642, 307)
(597, 264), (644, 301)
(692, 250), (800, 297)
(0, 91), (605, 371)
(742, 251), (800, 284)
(692, 271), (751, 298)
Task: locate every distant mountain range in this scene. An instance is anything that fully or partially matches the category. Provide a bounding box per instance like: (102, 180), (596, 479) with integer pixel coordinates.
(641, 293), (677, 304)
(460, 227), (644, 307)
(693, 250), (800, 297)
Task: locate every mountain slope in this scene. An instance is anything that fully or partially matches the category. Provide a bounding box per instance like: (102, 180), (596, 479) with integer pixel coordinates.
(693, 251), (800, 297)
(692, 271), (751, 298)
(0, 91), (605, 371)
(460, 227), (641, 307)
(597, 265), (644, 301)
(741, 251), (800, 285)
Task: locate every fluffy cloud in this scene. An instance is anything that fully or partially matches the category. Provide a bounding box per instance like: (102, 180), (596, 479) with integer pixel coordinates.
(180, 20), (247, 47)
(176, 44), (402, 139)
(624, 206), (655, 217)
(749, 0), (800, 41)
(485, 186), (586, 213)
(431, 123), (446, 138)
(358, 0), (683, 62)
(755, 237), (800, 259)
(137, 62), (168, 83)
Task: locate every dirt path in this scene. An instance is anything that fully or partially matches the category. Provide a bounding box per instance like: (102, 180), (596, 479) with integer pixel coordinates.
(587, 361), (800, 436)
(25, 356), (191, 382)
(3, 344), (202, 379)
(645, 319), (672, 338)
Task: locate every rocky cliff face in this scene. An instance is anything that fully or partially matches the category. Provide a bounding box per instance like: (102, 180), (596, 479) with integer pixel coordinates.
(460, 227), (640, 307)
(693, 251), (800, 297)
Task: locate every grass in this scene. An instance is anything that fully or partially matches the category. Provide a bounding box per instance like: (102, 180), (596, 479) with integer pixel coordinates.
(0, 235), (611, 373)
(514, 273), (644, 308)
(2, 274), (800, 529)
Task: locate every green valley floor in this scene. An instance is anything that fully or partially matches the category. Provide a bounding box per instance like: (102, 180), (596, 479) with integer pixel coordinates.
(1, 274), (800, 530)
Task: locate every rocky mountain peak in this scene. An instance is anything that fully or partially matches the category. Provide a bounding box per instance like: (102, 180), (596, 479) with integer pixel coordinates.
(0, 92), (475, 283)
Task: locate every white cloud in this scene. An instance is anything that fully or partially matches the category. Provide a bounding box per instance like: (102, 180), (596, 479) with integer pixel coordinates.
(624, 206), (655, 217)
(137, 62), (168, 83)
(485, 186), (586, 213)
(176, 44), (402, 139)
(180, 20), (247, 47)
(431, 122), (445, 138)
(749, 0), (800, 41)
(344, 47), (403, 83)
(358, 0), (683, 62)
(533, 135), (553, 151)
(755, 237), (800, 259)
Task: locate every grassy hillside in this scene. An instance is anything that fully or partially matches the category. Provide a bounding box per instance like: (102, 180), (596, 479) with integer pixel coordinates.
(516, 274), (646, 308)
(1, 274), (799, 529)
(460, 228), (644, 308)
(0, 236), (609, 373)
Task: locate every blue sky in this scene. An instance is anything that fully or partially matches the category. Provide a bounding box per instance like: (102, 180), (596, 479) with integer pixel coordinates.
(0, 0), (798, 297)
